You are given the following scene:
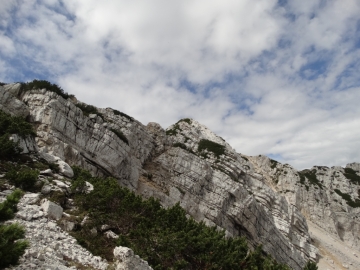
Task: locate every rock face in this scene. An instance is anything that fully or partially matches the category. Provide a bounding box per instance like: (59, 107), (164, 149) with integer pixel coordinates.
(250, 155), (360, 252)
(2, 84), (359, 269)
(1, 191), (109, 270)
(113, 247), (153, 270)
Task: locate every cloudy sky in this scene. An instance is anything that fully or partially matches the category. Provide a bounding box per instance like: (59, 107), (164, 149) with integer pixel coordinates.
(1, 0), (360, 169)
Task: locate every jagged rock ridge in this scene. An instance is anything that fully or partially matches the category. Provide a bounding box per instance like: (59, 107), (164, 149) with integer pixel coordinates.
(1, 82), (358, 269)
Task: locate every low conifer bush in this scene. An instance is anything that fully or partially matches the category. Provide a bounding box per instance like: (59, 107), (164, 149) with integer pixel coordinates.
(0, 190), (28, 268)
(69, 167), (311, 269)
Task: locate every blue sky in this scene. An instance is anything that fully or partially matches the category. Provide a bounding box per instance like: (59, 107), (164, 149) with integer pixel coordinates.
(1, 0), (360, 169)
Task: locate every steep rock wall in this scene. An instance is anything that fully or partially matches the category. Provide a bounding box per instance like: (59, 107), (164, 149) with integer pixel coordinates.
(250, 155), (360, 251)
(0, 85), (319, 269)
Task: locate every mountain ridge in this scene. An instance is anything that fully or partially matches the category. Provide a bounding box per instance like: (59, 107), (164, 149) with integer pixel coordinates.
(1, 81), (359, 269)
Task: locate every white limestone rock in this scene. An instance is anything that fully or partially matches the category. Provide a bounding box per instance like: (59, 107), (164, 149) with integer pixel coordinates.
(41, 199), (63, 220)
(0, 83), (29, 118)
(113, 247), (153, 270)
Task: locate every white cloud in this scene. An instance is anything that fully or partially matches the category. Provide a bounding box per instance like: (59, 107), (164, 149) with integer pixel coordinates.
(1, 0), (360, 169)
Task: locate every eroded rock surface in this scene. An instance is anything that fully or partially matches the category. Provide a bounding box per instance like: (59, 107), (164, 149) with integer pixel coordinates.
(3, 84), (360, 269)
(250, 155), (360, 252)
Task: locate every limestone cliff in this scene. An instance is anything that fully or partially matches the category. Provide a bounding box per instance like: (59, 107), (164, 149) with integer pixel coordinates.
(250, 155), (360, 252)
(3, 83), (359, 269)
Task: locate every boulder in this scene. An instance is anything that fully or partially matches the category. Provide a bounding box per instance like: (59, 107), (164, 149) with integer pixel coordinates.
(113, 247), (153, 270)
(41, 199), (63, 220)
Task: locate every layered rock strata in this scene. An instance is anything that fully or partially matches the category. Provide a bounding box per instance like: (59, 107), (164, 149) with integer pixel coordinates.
(5, 83), (357, 268)
(250, 155), (360, 252)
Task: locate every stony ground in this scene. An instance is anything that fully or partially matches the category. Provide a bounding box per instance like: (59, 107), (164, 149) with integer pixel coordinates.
(2, 191), (109, 270)
(308, 221), (360, 270)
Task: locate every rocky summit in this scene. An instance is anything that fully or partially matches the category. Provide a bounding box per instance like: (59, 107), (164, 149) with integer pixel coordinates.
(1, 82), (359, 269)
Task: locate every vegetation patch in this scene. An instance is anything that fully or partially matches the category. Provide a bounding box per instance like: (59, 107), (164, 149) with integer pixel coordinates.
(5, 166), (39, 191)
(112, 109), (133, 121)
(343, 168), (360, 185)
(178, 118), (192, 124)
(69, 167), (295, 270)
(299, 170), (323, 190)
(0, 190), (28, 268)
(198, 139), (225, 159)
(109, 128), (129, 145)
(270, 159), (279, 169)
(166, 118), (191, 136)
(76, 103), (99, 116)
(20, 80), (72, 100)
(172, 142), (195, 154)
(0, 111), (36, 160)
(334, 189), (360, 208)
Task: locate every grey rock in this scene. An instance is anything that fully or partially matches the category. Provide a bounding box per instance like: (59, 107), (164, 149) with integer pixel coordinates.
(40, 169), (53, 176)
(0, 83), (29, 118)
(41, 199), (63, 220)
(104, 230), (119, 239)
(41, 185), (52, 195)
(113, 247), (153, 270)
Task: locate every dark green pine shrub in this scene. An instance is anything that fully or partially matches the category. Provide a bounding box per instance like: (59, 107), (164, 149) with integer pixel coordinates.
(110, 128), (129, 145)
(0, 189), (23, 221)
(334, 189), (360, 208)
(112, 109), (133, 121)
(70, 167), (292, 269)
(303, 261), (318, 270)
(198, 139), (225, 159)
(270, 159), (279, 169)
(20, 79), (72, 100)
(343, 168), (360, 185)
(75, 103), (99, 116)
(0, 190), (28, 268)
(165, 118), (191, 136)
(5, 166), (39, 191)
(0, 110), (36, 160)
(299, 170), (323, 189)
(0, 111), (35, 138)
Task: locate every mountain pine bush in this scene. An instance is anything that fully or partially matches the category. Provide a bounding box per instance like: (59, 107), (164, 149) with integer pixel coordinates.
(70, 167), (301, 269)
(0, 190), (28, 268)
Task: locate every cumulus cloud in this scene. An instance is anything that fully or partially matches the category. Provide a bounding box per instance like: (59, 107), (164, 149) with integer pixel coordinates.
(1, 0), (360, 169)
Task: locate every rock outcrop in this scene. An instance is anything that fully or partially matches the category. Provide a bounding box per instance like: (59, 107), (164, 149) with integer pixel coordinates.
(2, 83), (359, 269)
(250, 155), (360, 252)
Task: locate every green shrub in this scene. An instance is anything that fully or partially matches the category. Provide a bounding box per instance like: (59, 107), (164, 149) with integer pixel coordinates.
(0, 189), (23, 221)
(20, 79), (71, 100)
(5, 166), (39, 191)
(112, 109), (133, 121)
(69, 168), (293, 269)
(303, 261), (318, 270)
(172, 142), (195, 154)
(173, 142), (187, 150)
(0, 110), (36, 160)
(270, 159), (279, 169)
(0, 134), (22, 160)
(75, 103), (99, 116)
(198, 139), (225, 159)
(0, 223), (29, 268)
(0, 111), (35, 138)
(299, 170), (323, 189)
(343, 168), (360, 185)
(334, 189), (360, 208)
(0, 190), (28, 268)
(178, 118), (192, 124)
(165, 118), (191, 136)
(110, 128), (129, 145)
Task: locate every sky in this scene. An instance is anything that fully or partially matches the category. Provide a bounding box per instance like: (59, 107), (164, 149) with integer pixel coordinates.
(1, 0), (360, 169)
